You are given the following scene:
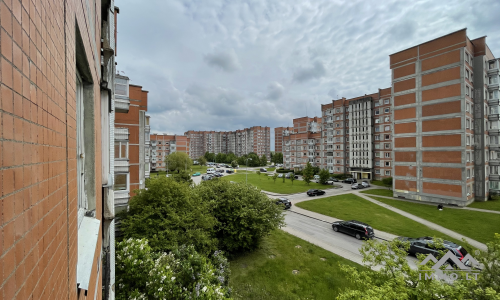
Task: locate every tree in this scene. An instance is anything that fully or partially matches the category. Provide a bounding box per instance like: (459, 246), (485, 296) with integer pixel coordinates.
(118, 176), (218, 255)
(318, 169), (330, 185)
(272, 152), (283, 164)
(237, 155), (246, 166)
(174, 170), (193, 185)
(165, 152), (192, 173)
(382, 177), (393, 189)
(204, 151), (215, 163)
(226, 152), (237, 164)
(116, 239), (231, 300)
(302, 162), (314, 185)
(256, 170), (261, 180)
(247, 153), (260, 167)
(231, 160), (238, 168)
(272, 173), (278, 184)
(195, 180), (284, 254)
(290, 174), (295, 185)
(312, 166), (320, 175)
(215, 153), (226, 163)
(260, 154), (268, 167)
(198, 156), (207, 166)
(337, 235), (500, 300)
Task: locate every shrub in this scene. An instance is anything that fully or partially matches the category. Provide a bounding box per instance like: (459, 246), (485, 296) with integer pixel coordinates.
(382, 177), (393, 189)
(318, 169), (331, 185)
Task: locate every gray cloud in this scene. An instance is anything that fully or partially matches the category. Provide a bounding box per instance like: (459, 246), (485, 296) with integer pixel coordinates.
(116, 0), (500, 149)
(293, 61), (327, 82)
(204, 49), (241, 72)
(266, 82), (285, 100)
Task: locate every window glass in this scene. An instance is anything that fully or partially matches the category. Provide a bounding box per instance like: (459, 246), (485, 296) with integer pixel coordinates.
(114, 174), (128, 191)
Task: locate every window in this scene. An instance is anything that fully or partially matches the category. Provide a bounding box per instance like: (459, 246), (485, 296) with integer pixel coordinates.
(375, 109), (380, 115)
(467, 185), (471, 196)
(375, 152), (381, 157)
(466, 119), (470, 129)
(385, 116), (390, 122)
(385, 143), (391, 149)
(384, 108), (390, 113)
(115, 142), (128, 159)
(76, 72), (87, 225)
(385, 152), (391, 158)
(375, 126), (380, 132)
(466, 103), (470, 112)
(375, 135), (380, 140)
(466, 69), (470, 79)
(375, 118), (380, 124)
(467, 169), (470, 179)
(385, 134), (390, 140)
(385, 161), (391, 167)
(375, 169), (381, 174)
(467, 152), (470, 162)
(385, 125), (390, 131)
(375, 161), (380, 166)
(467, 136), (470, 145)
(385, 170), (391, 176)
(384, 99), (390, 105)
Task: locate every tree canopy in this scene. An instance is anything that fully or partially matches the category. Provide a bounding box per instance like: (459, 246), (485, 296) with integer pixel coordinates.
(302, 162), (314, 185)
(165, 151), (192, 173)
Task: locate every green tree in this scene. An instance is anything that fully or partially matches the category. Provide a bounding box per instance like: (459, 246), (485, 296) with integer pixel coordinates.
(198, 156), (207, 166)
(215, 153), (226, 163)
(272, 173), (278, 184)
(272, 152), (283, 164)
(260, 154), (268, 166)
(337, 235), (500, 300)
(318, 169), (330, 185)
(204, 151), (216, 163)
(302, 162), (314, 185)
(226, 152), (237, 164)
(382, 177), (393, 189)
(231, 160), (238, 168)
(290, 173), (295, 185)
(116, 239), (231, 300)
(256, 170), (261, 180)
(247, 153), (260, 167)
(174, 170), (193, 185)
(165, 152), (192, 173)
(118, 176), (217, 255)
(237, 155), (246, 166)
(196, 180), (284, 254)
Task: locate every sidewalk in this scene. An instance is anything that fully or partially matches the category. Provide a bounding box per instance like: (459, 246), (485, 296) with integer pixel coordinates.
(356, 193), (487, 251)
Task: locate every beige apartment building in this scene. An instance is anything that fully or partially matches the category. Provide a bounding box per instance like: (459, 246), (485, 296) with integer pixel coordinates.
(150, 134), (190, 171)
(281, 117), (323, 170)
(185, 126), (271, 159)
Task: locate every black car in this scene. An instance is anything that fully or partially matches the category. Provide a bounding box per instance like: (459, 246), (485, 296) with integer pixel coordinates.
(276, 197), (292, 209)
(307, 189), (325, 196)
(332, 220), (375, 240)
(225, 169), (234, 174)
(328, 177), (339, 182)
(343, 178), (357, 184)
(351, 183), (364, 190)
(260, 168), (267, 172)
(397, 236), (469, 264)
(285, 173), (298, 179)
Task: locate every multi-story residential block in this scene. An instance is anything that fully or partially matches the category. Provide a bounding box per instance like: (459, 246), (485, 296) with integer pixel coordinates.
(274, 127), (285, 153)
(150, 134), (190, 171)
(114, 78), (149, 212)
(282, 117), (323, 170)
(390, 28), (496, 205)
(0, 1), (118, 299)
(185, 126), (271, 159)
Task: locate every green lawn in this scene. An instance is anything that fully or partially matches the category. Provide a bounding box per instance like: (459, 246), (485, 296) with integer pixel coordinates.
(230, 229), (364, 300)
(267, 167), (276, 172)
(360, 189), (393, 197)
(150, 165), (208, 177)
(221, 173), (332, 194)
(372, 197), (499, 244)
(370, 180), (387, 187)
(468, 197), (500, 212)
(296, 194), (464, 245)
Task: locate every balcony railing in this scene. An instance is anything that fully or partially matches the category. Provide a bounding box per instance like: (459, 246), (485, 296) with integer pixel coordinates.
(489, 158), (500, 166)
(488, 61), (499, 75)
(115, 98), (130, 113)
(489, 174), (500, 181)
(115, 127), (129, 141)
(115, 159), (129, 173)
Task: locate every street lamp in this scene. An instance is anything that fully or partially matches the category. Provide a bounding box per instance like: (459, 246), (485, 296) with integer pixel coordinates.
(246, 158), (252, 184)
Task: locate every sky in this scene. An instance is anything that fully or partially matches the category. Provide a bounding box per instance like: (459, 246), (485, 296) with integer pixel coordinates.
(116, 0), (500, 150)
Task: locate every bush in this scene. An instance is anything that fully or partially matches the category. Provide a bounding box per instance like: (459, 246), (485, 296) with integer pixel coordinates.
(318, 169), (331, 185)
(116, 239), (231, 300)
(276, 168), (294, 173)
(382, 177), (393, 189)
(119, 176), (218, 255)
(196, 180), (284, 255)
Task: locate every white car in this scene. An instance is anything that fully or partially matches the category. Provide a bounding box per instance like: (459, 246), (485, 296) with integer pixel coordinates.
(314, 175), (320, 182)
(207, 168), (215, 174)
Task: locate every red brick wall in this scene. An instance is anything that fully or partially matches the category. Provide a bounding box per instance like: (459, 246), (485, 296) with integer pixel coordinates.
(0, 1), (103, 299)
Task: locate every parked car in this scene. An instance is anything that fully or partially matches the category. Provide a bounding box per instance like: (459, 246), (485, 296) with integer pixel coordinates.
(307, 189), (325, 196)
(351, 183), (364, 190)
(332, 220), (375, 240)
(260, 168), (267, 172)
(226, 169), (235, 174)
(314, 175), (320, 182)
(192, 172), (201, 176)
(343, 178), (357, 184)
(285, 172), (297, 179)
(275, 197), (292, 209)
(202, 175), (212, 181)
(207, 168), (216, 174)
(361, 181), (370, 188)
(397, 236), (470, 266)
(278, 174), (283, 178)
(328, 177), (339, 182)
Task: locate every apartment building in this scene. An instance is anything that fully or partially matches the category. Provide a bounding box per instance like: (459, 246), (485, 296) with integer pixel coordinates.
(390, 28), (498, 206)
(0, 1), (118, 299)
(185, 126), (271, 159)
(282, 117), (323, 170)
(150, 134), (190, 171)
(114, 78), (149, 212)
(274, 127), (285, 153)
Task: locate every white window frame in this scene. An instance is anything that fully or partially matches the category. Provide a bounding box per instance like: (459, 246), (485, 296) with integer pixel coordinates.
(385, 152), (391, 158)
(76, 71), (87, 227)
(114, 173), (130, 192)
(385, 161), (391, 167)
(385, 170), (391, 176)
(384, 99), (390, 105)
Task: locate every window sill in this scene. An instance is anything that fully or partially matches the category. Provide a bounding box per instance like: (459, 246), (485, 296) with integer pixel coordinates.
(77, 216), (101, 291)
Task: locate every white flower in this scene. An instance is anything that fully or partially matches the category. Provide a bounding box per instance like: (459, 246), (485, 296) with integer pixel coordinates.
(158, 287), (163, 292)
(202, 286), (207, 292)
(171, 276), (176, 281)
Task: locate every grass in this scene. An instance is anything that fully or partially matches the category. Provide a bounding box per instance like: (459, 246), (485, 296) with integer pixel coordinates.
(150, 165), (209, 177)
(369, 180), (387, 187)
(372, 197), (499, 244)
(267, 167), (276, 171)
(230, 229), (363, 300)
(221, 173), (332, 194)
(296, 194), (464, 245)
(360, 189), (393, 197)
(468, 196), (500, 212)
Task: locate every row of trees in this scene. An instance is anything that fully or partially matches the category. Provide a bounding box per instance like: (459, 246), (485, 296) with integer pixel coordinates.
(201, 151), (268, 167)
(116, 177), (284, 299)
(270, 152), (283, 164)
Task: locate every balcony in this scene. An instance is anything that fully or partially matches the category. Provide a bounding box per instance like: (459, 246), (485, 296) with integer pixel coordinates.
(490, 143), (500, 151)
(115, 98), (130, 113)
(490, 129), (500, 136)
(489, 98), (500, 106)
(115, 159), (129, 173)
(490, 159), (500, 166)
(145, 170), (150, 178)
(488, 61), (499, 76)
(489, 174), (500, 181)
(115, 127), (129, 141)
(489, 114), (500, 121)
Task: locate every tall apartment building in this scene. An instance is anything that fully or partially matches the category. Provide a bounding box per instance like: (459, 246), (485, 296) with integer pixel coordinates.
(390, 28), (498, 205)
(282, 117), (323, 170)
(150, 134), (190, 171)
(114, 78), (149, 212)
(0, 1), (118, 299)
(185, 126), (271, 159)
(274, 127), (285, 153)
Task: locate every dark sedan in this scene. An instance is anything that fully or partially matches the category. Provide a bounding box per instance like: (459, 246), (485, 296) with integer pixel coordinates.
(307, 189), (325, 196)
(397, 236), (470, 265)
(276, 197), (292, 209)
(328, 177), (339, 182)
(332, 220), (375, 240)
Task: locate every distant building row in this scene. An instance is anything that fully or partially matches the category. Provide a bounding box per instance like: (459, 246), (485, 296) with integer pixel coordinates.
(276, 28), (500, 207)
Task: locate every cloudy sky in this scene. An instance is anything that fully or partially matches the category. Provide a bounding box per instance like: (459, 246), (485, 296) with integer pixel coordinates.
(116, 0), (500, 149)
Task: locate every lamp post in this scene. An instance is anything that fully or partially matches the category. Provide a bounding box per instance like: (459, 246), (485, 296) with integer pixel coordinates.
(246, 158), (252, 184)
